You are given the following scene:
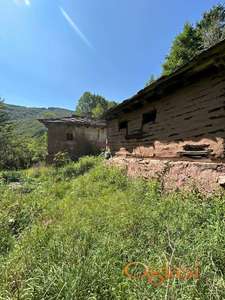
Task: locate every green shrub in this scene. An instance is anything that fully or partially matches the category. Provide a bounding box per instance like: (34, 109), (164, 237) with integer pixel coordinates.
(54, 156), (102, 181)
(0, 170), (22, 183)
(53, 151), (71, 168)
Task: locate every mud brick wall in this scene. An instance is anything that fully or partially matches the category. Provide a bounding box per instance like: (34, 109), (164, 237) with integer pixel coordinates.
(47, 124), (106, 161)
(107, 71), (225, 162)
(108, 157), (225, 194)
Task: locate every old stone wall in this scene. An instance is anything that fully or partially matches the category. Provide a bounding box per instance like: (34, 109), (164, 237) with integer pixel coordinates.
(108, 157), (225, 194)
(107, 71), (225, 162)
(47, 124), (106, 161)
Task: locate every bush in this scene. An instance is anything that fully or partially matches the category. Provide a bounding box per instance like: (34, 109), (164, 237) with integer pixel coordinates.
(0, 134), (47, 171)
(62, 156), (102, 177)
(0, 170), (22, 183)
(53, 151), (71, 168)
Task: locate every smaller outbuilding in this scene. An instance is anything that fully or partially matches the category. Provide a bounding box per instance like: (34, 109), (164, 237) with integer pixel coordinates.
(39, 115), (107, 162)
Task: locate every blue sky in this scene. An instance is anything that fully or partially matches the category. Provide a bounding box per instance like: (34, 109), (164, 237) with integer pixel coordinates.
(0, 0), (220, 110)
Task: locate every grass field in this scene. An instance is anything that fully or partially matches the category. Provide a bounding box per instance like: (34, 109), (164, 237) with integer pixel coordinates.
(0, 157), (224, 299)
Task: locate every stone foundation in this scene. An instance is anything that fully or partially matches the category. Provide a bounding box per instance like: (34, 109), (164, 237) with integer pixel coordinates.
(109, 157), (225, 194)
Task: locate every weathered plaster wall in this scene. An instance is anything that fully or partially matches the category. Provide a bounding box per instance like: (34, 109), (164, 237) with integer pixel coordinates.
(47, 124), (106, 161)
(107, 71), (225, 162)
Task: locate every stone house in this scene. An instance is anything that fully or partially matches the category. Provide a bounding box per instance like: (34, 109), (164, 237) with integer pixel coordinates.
(105, 40), (225, 193)
(40, 115), (106, 162)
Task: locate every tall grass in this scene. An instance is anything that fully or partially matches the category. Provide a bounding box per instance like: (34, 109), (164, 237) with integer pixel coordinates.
(0, 157), (224, 299)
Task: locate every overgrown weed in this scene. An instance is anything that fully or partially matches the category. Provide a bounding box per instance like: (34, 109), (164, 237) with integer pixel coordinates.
(0, 157), (224, 299)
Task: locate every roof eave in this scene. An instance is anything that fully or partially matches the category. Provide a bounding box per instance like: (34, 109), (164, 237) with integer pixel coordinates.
(106, 39), (225, 119)
(38, 118), (106, 128)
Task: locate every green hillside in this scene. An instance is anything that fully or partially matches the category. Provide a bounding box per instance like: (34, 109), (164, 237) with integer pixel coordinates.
(4, 103), (73, 137)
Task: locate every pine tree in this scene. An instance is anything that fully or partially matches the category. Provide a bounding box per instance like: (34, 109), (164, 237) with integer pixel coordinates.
(197, 4), (225, 50)
(161, 4), (225, 76)
(162, 23), (201, 75)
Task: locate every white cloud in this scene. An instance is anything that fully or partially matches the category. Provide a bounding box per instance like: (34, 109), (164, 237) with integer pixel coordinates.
(24, 0), (31, 5)
(14, 0), (31, 6)
(59, 6), (94, 50)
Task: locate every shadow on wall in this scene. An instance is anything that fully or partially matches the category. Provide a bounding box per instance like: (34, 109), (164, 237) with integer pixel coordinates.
(65, 133), (103, 161)
(112, 135), (225, 162)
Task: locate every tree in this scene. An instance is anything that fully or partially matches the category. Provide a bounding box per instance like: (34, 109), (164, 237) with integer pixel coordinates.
(0, 100), (15, 169)
(162, 23), (201, 75)
(107, 101), (118, 110)
(75, 92), (117, 119)
(0, 99), (47, 170)
(42, 111), (58, 119)
(197, 4), (225, 50)
(92, 103), (105, 119)
(0, 99), (7, 124)
(145, 75), (156, 87)
(162, 4), (225, 76)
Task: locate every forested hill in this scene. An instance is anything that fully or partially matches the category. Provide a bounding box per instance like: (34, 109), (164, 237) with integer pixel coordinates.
(4, 103), (73, 137)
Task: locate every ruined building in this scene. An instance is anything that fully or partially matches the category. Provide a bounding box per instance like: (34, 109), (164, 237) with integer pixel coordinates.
(40, 116), (106, 162)
(106, 40), (225, 193)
